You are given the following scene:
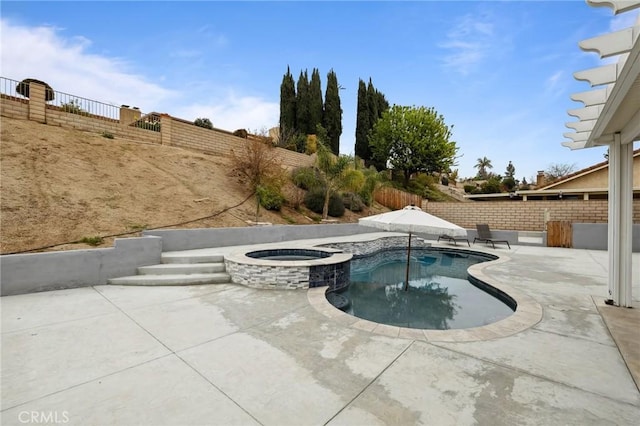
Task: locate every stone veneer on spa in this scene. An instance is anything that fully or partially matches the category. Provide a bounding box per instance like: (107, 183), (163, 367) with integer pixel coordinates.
(224, 248), (351, 290)
(224, 236), (432, 291)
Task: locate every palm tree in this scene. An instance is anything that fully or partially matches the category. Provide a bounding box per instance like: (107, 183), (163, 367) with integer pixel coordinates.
(315, 141), (351, 219)
(474, 157), (493, 179)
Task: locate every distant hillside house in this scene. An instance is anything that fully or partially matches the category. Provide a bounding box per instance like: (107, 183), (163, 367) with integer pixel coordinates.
(466, 148), (640, 201)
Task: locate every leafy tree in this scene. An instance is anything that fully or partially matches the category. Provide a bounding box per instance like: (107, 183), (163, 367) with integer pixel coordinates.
(505, 161), (515, 178)
(480, 176), (502, 193)
(322, 69), (342, 155)
(369, 105), (457, 187)
(474, 157), (493, 179)
(545, 163), (577, 182)
(194, 117), (213, 129)
(308, 68), (323, 134)
(295, 70), (311, 136)
(502, 176), (517, 192)
(279, 66), (297, 139)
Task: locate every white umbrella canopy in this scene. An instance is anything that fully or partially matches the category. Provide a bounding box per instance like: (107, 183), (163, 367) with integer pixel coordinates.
(359, 205), (467, 238)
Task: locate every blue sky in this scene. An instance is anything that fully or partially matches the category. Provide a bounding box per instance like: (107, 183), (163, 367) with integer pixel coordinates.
(2, 1), (638, 181)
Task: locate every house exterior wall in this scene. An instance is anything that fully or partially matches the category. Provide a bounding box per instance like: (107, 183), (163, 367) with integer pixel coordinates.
(550, 155), (640, 190)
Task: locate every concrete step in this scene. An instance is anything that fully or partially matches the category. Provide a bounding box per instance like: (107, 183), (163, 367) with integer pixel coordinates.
(161, 253), (225, 264)
(108, 273), (231, 286)
(138, 263), (225, 275)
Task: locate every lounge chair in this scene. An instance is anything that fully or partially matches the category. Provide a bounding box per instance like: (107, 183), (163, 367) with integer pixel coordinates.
(473, 224), (511, 249)
(437, 234), (470, 247)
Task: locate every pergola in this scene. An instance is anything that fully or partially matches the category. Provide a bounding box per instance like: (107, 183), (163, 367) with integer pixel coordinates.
(563, 0), (640, 307)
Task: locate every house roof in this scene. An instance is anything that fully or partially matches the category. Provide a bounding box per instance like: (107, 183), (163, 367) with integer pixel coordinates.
(540, 147), (640, 190)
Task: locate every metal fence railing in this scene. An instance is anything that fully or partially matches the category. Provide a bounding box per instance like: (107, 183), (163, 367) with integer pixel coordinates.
(47, 89), (119, 121)
(0, 77), (30, 103)
(130, 112), (162, 132)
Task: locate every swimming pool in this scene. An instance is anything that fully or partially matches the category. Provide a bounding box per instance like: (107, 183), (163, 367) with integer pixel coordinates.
(328, 248), (515, 330)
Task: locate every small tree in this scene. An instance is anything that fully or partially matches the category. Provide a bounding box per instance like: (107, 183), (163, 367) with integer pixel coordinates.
(545, 163), (577, 183)
(505, 161), (515, 178)
(315, 127), (351, 219)
(474, 157), (493, 179)
(194, 117), (213, 129)
(369, 105), (457, 187)
(230, 138), (285, 222)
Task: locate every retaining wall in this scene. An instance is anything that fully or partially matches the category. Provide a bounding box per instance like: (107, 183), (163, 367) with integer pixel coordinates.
(0, 237), (162, 296)
(143, 224), (380, 252)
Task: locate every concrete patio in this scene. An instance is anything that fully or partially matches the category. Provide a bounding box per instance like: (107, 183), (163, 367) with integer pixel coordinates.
(1, 238), (639, 425)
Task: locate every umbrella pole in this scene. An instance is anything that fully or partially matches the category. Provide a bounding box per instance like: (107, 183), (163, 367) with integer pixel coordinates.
(404, 232), (412, 291)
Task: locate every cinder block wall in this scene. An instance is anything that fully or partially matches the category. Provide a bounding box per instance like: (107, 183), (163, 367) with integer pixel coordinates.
(0, 83), (314, 169)
(168, 116), (314, 169)
(0, 95), (28, 119)
(425, 199), (640, 231)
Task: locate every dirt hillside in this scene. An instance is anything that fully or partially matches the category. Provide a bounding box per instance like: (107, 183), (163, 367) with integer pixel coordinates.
(0, 116), (386, 254)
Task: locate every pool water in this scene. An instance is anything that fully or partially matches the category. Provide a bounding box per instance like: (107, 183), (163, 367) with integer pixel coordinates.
(332, 249), (514, 330)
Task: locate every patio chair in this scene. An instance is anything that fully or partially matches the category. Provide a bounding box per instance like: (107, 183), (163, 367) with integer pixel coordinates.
(473, 224), (511, 249)
(437, 234), (470, 247)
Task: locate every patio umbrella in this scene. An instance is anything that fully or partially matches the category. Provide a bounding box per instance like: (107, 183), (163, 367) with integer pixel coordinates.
(358, 205), (467, 290)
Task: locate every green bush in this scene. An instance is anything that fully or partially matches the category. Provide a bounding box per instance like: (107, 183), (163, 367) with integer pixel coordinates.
(480, 176), (502, 194)
(80, 236), (103, 246)
(304, 189), (345, 217)
(463, 184), (476, 193)
(257, 184), (285, 211)
(502, 177), (516, 192)
(291, 167), (322, 190)
(194, 117), (213, 129)
(342, 192), (365, 212)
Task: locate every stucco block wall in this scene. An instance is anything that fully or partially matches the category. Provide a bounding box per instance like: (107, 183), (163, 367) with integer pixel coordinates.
(0, 95), (28, 119)
(1, 83), (312, 169)
(425, 199), (640, 231)
(167, 116), (313, 169)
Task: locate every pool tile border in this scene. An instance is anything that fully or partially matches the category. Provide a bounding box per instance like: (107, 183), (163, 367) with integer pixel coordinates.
(307, 252), (544, 342)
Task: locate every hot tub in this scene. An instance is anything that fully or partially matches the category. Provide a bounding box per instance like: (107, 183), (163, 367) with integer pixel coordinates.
(225, 247), (352, 290)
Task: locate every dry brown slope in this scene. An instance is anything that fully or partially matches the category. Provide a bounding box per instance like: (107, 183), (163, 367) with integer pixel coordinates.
(0, 116), (322, 254)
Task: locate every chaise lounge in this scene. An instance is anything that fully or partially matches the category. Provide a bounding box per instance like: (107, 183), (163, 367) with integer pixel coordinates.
(437, 234), (470, 247)
(473, 224), (511, 249)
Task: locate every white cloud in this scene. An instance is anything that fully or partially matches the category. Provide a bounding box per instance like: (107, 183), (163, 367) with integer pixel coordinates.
(544, 70), (564, 98)
(172, 91), (279, 133)
(0, 19), (276, 132)
(438, 13), (496, 75)
(0, 19), (175, 109)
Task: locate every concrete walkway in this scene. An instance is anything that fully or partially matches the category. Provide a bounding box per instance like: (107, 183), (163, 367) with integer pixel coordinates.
(1, 240), (639, 425)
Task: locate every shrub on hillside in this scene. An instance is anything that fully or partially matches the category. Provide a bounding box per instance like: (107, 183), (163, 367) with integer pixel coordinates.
(257, 184), (285, 211)
(304, 189), (345, 217)
(342, 192), (365, 212)
(194, 117), (213, 129)
(463, 184), (476, 193)
(291, 167), (322, 190)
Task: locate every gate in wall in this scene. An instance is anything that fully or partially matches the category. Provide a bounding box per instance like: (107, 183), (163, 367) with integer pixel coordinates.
(547, 221), (572, 248)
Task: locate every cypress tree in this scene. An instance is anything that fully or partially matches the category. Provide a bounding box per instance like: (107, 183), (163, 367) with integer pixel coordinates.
(279, 66), (297, 141)
(322, 69), (342, 155)
(366, 78), (379, 129)
(296, 70), (311, 136)
(355, 79), (370, 162)
(309, 68), (324, 134)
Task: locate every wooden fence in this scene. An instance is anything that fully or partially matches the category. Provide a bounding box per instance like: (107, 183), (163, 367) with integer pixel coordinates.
(547, 221), (572, 247)
(374, 186), (423, 210)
